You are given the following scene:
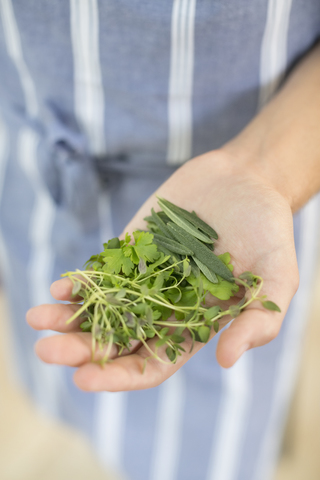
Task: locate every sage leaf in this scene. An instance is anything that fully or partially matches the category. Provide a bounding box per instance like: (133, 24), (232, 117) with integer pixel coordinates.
(192, 256), (218, 283)
(158, 199), (214, 244)
(167, 222), (234, 282)
(158, 197), (218, 239)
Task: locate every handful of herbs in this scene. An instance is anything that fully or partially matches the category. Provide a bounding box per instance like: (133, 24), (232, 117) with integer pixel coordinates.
(63, 198), (280, 367)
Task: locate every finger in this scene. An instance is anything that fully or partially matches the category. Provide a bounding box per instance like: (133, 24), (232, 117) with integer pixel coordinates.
(216, 308), (280, 368)
(27, 303), (83, 333)
(73, 328), (213, 392)
(216, 260), (299, 369)
(35, 332), (142, 367)
(50, 277), (84, 302)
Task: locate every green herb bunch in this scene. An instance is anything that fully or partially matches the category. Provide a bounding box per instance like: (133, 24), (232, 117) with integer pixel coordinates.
(63, 198), (280, 367)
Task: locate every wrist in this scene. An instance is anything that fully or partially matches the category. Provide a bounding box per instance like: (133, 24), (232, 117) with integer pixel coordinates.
(220, 134), (295, 211)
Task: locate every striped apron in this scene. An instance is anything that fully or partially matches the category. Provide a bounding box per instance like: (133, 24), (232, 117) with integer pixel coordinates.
(0, 1), (320, 479)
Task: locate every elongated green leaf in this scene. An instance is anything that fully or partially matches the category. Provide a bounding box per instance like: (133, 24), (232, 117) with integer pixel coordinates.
(167, 222), (234, 282)
(158, 199), (214, 244)
(151, 208), (175, 239)
(192, 256), (218, 283)
(157, 197), (218, 239)
(153, 234), (194, 255)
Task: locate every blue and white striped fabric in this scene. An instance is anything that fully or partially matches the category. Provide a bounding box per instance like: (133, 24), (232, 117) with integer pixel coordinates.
(0, 2), (320, 479)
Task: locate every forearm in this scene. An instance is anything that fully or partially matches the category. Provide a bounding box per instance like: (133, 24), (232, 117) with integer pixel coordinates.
(224, 41), (320, 213)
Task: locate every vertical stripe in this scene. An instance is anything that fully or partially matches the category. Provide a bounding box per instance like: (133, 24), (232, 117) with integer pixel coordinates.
(0, 0), (38, 117)
(93, 392), (128, 474)
(0, 0), (62, 416)
(18, 129), (56, 307)
(206, 352), (252, 480)
(149, 371), (186, 480)
(167, 0), (196, 165)
(70, 0), (106, 155)
(253, 196), (320, 480)
(258, 0), (293, 108)
(18, 128), (63, 417)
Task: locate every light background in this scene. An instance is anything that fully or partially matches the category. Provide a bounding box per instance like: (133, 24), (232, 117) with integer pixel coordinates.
(0, 265), (320, 480)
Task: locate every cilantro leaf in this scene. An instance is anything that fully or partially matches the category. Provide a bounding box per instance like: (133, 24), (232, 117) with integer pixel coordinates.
(102, 249), (134, 276)
(131, 231), (160, 264)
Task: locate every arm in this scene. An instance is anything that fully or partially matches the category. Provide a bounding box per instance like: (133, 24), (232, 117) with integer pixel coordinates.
(225, 41), (320, 213)
(27, 43), (320, 391)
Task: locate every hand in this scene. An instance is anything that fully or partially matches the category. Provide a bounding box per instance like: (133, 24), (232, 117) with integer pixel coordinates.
(27, 149), (298, 391)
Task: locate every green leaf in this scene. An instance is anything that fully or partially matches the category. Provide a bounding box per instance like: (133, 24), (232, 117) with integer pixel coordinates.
(170, 334), (185, 343)
(156, 303), (172, 321)
(238, 271), (255, 286)
(262, 301), (281, 312)
(156, 337), (169, 348)
(183, 258), (192, 277)
(71, 281), (81, 297)
(218, 252), (233, 272)
(105, 293), (123, 306)
(115, 289), (126, 299)
(229, 305), (241, 317)
(92, 261), (103, 271)
(152, 309), (162, 320)
(138, 257), (147, 274)
(204, 305), (221, 321)
(197, 325), (211, 343)
(213, 321), (219, 333)
(157, 199), (214, 244)
(166, 287), (182, 304)
(160, 327), (170, 336)
(166, 346), (176, 362)
(102, 248), (134, 276)
(131, 303), (147, 315)
(80, 320), (92, 332)
(145, 305), (153, 325)
(157, 197), (218, 239)
(187, 272), (239, 300)
(104, 237), (121, 249)
(143, 253), (171, 277)
(175, 289), (198, 307)
(145, 329), (156, 338)
(153, 272), (165, 292)
(132, 231), (160, 263)
(192, 256), (218, 283)
(175, 310), (185, 321)
(125, 232), (131, 244)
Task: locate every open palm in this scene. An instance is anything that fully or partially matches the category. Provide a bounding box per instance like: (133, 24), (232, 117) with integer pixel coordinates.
(27, 150), (298, 391)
